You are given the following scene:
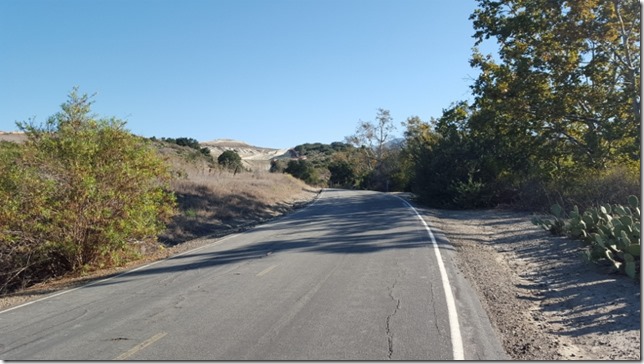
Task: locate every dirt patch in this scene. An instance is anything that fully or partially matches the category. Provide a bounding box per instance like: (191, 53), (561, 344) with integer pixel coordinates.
(421, 207), (640, 360)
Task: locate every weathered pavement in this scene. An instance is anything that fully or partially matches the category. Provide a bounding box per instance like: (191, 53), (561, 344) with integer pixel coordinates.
(0, 189), (506, 360)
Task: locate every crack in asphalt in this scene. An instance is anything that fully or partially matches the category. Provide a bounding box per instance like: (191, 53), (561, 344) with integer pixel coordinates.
(428, 281), (443, 336)
(386, 279), (401, 359)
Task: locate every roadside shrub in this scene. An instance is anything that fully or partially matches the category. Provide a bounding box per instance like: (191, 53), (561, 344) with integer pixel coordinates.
(450, 175), (492, 209)
(0, 89), (176, 293)
(284, 159), (323, 185)
(564, 165), (640, 211)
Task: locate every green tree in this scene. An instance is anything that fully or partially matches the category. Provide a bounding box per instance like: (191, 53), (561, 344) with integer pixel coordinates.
(400, 115), (438, 191)
(470, 0), (640, 171)
(269, 159), (288, 173)
(0, 89), (176, 292)
(404, 103), (494, 207)
(346, 108), (398, 190)
(162, 137), (212, 158)
(346, 108), (397, 169)
(328, 159), (356, 187)
(284, 159), (320, 185)
(217, 150), (244, 173)
(174, 137), (200, 149)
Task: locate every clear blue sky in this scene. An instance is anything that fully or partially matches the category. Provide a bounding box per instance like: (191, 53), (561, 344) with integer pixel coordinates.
(1, 0), (489, 148)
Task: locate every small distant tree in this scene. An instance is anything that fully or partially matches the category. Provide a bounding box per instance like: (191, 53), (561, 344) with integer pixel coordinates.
(270, 159), (288, 173)
(218, 150), (243, 173)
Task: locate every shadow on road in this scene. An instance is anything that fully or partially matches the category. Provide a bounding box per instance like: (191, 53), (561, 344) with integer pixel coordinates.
(85, 189), (455, 286)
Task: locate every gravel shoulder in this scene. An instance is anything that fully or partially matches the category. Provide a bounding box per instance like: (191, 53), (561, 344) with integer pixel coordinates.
(420, 207), (641, 360)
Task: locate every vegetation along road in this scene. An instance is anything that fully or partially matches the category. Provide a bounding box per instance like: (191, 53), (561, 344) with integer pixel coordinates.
(0, 189), (506, 360)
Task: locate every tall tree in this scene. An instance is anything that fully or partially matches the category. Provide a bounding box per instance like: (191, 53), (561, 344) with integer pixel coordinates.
(470, 0), (640, 171)
(346, 108), (397, 190)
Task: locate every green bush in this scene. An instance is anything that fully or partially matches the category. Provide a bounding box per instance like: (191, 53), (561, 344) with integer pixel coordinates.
(284, 159), (322, 185)
(328, 159), (356, 187)
(269, 159), (288, 173)
(0, 89), (176, 293)
(450, 175), (492, 209)
(217, 150), (244, 173)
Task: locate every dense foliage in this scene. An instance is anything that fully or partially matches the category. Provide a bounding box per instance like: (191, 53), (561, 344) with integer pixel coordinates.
(0, 90), (176, 293)
(275, 110), (408, 191)
(293, 142), (352, 157)
(401, 0), (640, 210)
(284, 159), (320, 185)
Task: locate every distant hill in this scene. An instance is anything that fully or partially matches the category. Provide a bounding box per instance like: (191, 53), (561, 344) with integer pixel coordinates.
(0, 132), (27, 144)
(200, 139), (294, 171)
(0, 133), (294, 171)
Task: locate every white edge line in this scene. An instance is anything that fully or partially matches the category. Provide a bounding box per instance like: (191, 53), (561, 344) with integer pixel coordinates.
(397, 197), (465, 360)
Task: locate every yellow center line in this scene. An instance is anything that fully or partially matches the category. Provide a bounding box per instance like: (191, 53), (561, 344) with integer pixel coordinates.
(256, 264), (279, 277)
(114, 331), (167, 360)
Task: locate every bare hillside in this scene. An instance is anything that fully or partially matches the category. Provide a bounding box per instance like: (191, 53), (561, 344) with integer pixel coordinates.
(201, 138), (293, 171)
(0, 133), (294, 171)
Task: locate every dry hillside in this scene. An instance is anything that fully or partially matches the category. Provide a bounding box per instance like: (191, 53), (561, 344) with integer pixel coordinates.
(200, 138), (293, 171)
(0, 131), (27, 143)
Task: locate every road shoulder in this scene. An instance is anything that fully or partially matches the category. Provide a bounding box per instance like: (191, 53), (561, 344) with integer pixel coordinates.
(414, 206), (640, 360)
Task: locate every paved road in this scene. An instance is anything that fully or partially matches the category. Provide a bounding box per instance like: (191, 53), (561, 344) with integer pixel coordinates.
(0, 189), (506, 360)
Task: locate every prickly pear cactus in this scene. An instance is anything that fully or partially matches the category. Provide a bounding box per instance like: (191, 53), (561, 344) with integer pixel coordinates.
(533, 195), (640, 280)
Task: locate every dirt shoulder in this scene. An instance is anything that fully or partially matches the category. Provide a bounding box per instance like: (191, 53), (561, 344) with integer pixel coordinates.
(420, 207), (641, 360)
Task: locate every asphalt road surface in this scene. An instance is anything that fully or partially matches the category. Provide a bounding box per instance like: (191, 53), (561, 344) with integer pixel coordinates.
(0, 189), (506, 360)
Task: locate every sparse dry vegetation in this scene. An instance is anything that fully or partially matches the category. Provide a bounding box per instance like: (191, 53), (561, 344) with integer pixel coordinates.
(162, 168), (317, 245)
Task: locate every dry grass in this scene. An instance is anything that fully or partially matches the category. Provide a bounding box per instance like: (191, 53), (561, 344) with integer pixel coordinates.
(513, 165), (640, 212)
(161, 167), (319, 245)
